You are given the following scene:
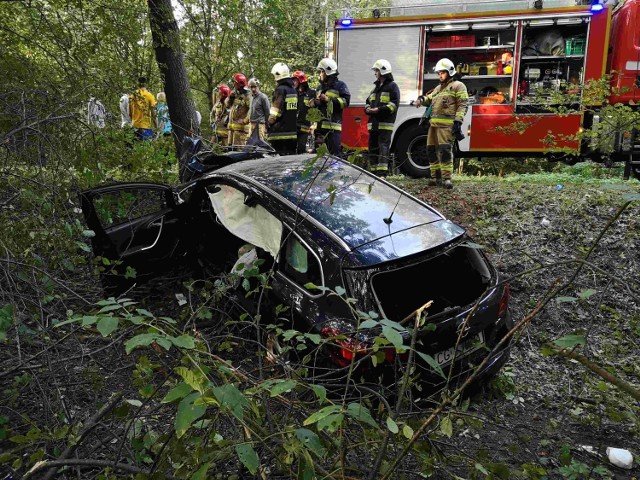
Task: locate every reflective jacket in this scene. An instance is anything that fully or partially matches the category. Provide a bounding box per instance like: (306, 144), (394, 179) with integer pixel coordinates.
(267, 78), (298, 141)
(296, 83), (316, 134)
(418, 77), (468, 127)
(365, 75), (400, 132)
(307, 76), (350, 132)
(225, 88), (251, 133)
(211, 99), (229, 135)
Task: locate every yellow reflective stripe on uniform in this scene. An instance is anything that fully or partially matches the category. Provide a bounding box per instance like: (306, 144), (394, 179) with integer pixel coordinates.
(321, 121), (342, 131)
(336, 97), (346, 108)
(285, 94), (298, 111)
(300, 126), (311, 133)
(380, 93), (390, 102)
(387, 104), (397, 113)
(326, 90), (339, 98)
(270, 107), (281, 116)
(228, 123), (245, 129)
(368, 94), (375, 102)
(430, 118), (454, 125)
(267, 133), (297, 140)
(378, 122), (394, 130)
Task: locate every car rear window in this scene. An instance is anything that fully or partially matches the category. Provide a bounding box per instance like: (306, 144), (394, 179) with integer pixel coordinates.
(231, 156), (442, 248)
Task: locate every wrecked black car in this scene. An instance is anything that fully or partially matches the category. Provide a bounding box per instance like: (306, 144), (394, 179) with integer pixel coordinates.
(80, 152), (512, 391)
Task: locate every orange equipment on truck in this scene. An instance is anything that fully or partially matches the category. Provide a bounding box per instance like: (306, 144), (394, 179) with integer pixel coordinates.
(330, 0), (640, 179)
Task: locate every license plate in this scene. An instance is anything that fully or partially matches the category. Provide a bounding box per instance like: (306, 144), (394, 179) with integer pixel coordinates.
(435, 331), (485, 366)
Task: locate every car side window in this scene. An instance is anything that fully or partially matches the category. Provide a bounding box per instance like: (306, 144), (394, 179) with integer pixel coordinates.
(281, 233), (321, 288)
(93, 189), (167, 228)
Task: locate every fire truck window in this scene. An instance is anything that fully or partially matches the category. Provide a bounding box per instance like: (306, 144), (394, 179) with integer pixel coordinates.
(423, 22), (516, 105)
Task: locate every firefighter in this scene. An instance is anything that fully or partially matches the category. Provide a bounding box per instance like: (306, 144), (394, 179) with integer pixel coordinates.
(415, 58), (468, 189)
(292, 70), (316, 154)
(309, 58), (350, 157)
(365, 59), (400, 177)
(225, 73), (251, 150)
(267, 62), (298, 155)
(210, 84), (231, 146)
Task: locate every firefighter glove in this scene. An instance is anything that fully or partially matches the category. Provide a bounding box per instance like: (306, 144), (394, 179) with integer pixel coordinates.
(452, 120), (464, 141)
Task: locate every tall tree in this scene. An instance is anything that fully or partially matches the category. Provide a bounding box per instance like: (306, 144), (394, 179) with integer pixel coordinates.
(148, 0), (197, 174)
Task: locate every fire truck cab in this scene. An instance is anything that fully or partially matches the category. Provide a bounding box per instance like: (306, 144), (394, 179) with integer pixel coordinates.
(332, 0), (640, 178)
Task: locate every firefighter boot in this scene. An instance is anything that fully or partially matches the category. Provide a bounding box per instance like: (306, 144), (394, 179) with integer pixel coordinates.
(443, 179), (453, 189)
(428, 171), (442, 186)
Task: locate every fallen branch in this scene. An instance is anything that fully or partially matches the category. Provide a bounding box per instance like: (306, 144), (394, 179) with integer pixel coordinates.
(553, 347), (640, 402)
(24, 458), (175, 480)
(40, 392), (124, 480)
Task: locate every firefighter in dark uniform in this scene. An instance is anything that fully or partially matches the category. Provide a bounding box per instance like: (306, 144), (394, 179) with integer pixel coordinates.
(267, 62), (298, 155)
(292, 70), (316, 154)
(309, 58), (350, 157)
(365, 59), (400, 176)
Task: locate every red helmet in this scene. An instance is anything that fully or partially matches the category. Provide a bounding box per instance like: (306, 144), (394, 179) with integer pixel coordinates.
(219, 84), (231, 98)
(292, 70), (308, 84)
(233, 73), (247, 88)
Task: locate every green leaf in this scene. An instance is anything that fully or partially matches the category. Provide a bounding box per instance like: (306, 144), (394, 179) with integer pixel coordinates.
(474, 463), (489, 475)
(402, 424), (414, 439)
(386, 417), (399, 434)
(382, 325), (404, 350)
(303, 405), (342, 426)
(175, 367), (206, 394)
(126, 399), (142, 407)
(81, 315), (99, 326)
(175, 393), (206, 438)
(317, 413), (344, 433)
(82, 229), (96, 238)
(97, 304), (122, 314)
(170, 335), (196, 350)
(136, 308), (154, 318)
(417, 351), (447, 379)
(335, 286), (346, 296)
(269, 379), (297, 397)
(162, 382), (193, 403)
(304, 333), (321, 344)
(295, 428), (326, 457)
(556, 296), (578, 304)
(578, 289), (597, 299)
(359, 319), (379, 329)
(191, 462), (210, 480)
(346, 403), (378, 428)
(213, 384), (248, 420)
(96, 317), (118, 337)
(553, 334), (586, 349)
(311, 384), (326, 404)
(0, 305), (14, 342)
(235, 443), (259, 474)
(126, 333), (160, 354)
(440, 416), (453, 438)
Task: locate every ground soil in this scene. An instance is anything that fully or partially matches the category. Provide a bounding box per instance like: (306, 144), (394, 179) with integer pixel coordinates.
(2, 172), (639, 480)
(391, 174), (640, 479)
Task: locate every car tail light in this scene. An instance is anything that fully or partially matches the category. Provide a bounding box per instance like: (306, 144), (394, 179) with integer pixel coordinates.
(321, 327), (370, 366)
(498, 284), (510, 318)
(320, 326), (405, 367)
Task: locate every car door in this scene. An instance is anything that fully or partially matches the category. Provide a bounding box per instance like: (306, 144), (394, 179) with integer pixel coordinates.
(80, 182), (187, 286)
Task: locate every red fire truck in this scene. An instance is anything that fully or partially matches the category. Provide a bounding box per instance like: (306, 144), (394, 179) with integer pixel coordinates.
(330, 0), (640, 178)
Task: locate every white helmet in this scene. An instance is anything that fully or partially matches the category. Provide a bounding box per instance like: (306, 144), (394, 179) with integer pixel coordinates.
(433, 58), (456, 76)
(271, 62), (290, 81)
(317, 58), (338, 76)
(371, 59), (392, 75)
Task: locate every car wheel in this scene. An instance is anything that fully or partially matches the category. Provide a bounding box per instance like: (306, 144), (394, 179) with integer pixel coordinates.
(395, 123), (431, 178)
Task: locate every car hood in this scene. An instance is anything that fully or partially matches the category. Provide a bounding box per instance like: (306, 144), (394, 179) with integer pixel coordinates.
(345, 219), (465, 266)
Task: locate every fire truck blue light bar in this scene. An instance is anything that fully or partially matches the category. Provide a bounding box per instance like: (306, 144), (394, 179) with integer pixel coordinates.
(590, 1), (604, 11)
(340, 17), (353, 26)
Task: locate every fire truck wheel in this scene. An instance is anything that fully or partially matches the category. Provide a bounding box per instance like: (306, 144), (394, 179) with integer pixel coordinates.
(395, 123), (431, 178)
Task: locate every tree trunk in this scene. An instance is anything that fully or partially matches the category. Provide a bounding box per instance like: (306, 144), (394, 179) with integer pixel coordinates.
(148, 0), (198, 179)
